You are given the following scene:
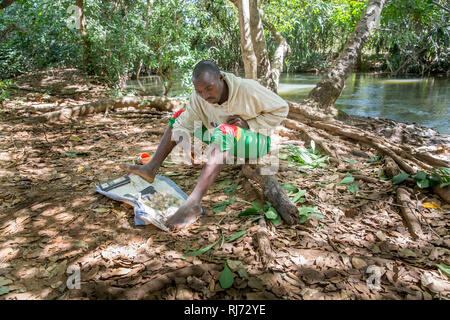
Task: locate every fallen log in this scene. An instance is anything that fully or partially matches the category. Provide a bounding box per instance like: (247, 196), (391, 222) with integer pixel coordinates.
(106, 263), (222, 300)
(256, 218), (274, 269)
(396, 187), (422, 240)
(32, 96), (183, 122)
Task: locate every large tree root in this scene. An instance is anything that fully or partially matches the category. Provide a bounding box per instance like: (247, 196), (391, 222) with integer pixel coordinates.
(396, 187), (423, 240)
(241, 178), (276, 268)
(256, 218), (274, 269)
(432, 185), (450, 204)
(104, 264), (222, 300)
(32, 96), (182, 122)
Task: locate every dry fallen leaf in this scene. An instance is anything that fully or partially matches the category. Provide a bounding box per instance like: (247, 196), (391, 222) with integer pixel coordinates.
(422, 202), (440, 209)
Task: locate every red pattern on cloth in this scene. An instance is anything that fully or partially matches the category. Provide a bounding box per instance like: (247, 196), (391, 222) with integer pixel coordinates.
(171, 109), (185, 119)
(218, 124), (239, 137)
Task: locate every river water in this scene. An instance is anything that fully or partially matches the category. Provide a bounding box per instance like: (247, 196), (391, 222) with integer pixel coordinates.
(126, 73), (449, 134)
(278, 73), (449, 135)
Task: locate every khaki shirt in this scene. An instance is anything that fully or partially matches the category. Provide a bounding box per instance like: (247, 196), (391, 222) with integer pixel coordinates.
(172, 72), (289, 135)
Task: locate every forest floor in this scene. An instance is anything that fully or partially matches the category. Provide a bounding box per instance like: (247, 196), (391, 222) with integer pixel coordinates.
(0, 68), (449, 300)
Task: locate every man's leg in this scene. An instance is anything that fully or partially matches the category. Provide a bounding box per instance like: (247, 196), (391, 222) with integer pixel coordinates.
(121, 126), (178, 183)
(165, 144), (227, 230)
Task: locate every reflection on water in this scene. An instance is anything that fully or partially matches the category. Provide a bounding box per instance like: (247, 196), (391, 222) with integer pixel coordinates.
(278, 73), (449, 135)
(127, 73), (449, 135)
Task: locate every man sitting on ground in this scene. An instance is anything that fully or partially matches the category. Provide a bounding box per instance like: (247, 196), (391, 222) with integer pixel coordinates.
(122, 60), (288, 230)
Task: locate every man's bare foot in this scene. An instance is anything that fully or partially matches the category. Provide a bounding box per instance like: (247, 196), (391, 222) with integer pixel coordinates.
(165, 201), (203, 231)
(121, 164), (156, 183)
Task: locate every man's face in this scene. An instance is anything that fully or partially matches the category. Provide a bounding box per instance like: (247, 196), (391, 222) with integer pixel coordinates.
(193, 72), (224, 105)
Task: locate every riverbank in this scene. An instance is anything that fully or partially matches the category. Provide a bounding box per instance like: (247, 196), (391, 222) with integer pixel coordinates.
(0, 68), (448, 300)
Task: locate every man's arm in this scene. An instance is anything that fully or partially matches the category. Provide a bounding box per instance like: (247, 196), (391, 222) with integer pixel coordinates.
(245, 102), (288, 133)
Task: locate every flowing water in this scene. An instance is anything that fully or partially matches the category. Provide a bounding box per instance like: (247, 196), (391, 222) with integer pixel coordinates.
(126, 73), (449, 134)
(278, 73), (449, 135)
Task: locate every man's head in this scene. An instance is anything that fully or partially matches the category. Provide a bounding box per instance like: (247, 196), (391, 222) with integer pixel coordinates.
(192, 60), (228, 105)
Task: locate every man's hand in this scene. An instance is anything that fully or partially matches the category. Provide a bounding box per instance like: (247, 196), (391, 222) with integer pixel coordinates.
(226, 115), (249, 130)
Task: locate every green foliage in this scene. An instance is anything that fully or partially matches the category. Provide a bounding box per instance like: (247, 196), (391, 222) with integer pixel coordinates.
(1, 0), (447, 86)
(279, 143), (328, 170)
(281, 183), (307, 203)
(366, 0), (449, 74)
(219, 179), (239, 196)
(340, 172), (355, 184)
(298, 206), (323, 223)
(219, 262), (234, 289)
(212, 198), (236, 214)
(436, 264), (450, 278)
(392, 173), (410, 184)
(0, 79), (13, 103)
(347, 183), (359, 194)
(391, 167), (450, 189)
(238, 201), (282, 225)
(0, 0), (81, 78)
(264, 0), (448, 73)
(0, 0), (240, 91)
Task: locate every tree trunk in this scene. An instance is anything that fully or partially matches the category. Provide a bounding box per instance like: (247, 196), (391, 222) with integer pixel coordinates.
(0, 0), (16, 9)
(76, 0), (93, 74)
(248, 0), (273, 89)
(231, 0), (289, 92)
(307, 0), (386, 111)
(262, 17), (290, 93)
(235, 0), (258, 79)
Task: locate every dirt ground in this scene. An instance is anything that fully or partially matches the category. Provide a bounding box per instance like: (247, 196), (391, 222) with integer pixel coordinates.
(0, 69), (449, 300)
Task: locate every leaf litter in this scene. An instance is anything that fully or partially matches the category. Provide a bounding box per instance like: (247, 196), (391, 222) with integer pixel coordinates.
(0, 69), (449, 300)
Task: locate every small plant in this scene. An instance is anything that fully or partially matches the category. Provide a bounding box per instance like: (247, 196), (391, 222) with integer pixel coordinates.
(218, 179), (239, 196)
(212, 198), (237, 214)
(391, 167), (450, 189)
(298, 206), (323, 224)
(281, 183), (307, 203)
(279, 141), (328, 170)
(182, 230), (246, 259)
(238, 201), (281, 225)
(0, 79), (13, 104)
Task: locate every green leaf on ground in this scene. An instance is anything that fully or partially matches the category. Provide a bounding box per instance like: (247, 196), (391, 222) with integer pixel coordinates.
(249, 216), (263, 223)
(340, 173), (354, 184)
(225, 230), (246, 242)
(0, 286), (9, 296)
(412, 171), (427, 181)
(292, 190), (307, 203)
(347, 183), (359, 194)
(416, 179), (430, 189)
(343, 158), (357, 163)
(264, 207), (279, 220)
(436, 264), (450, 278)
(218, 179), (232, 187)
(298, 206), (323, 223)
(238, 208), (259, 216)
(224, 183), (238, 196)
(212, 198), (236, 213)
(281, 183), (299, 193)
(252, 201), (263, 211)
(219, 263), (234, 289)
(392, 173), (410, 184)
(269, 213), (282, 225)
(367, 155), (382, 163)
(183, 238), (220, 259)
